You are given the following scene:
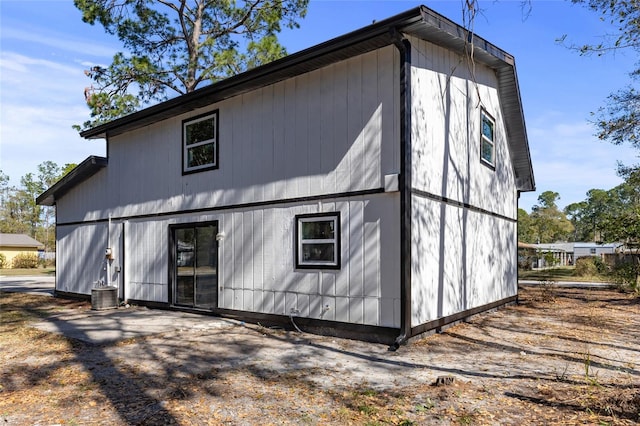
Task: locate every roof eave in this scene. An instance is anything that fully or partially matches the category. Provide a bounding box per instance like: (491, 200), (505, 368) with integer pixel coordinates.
(78, 4), (534, 191)
(36, 156), (108, 206)
(405, 7), (535, 192)
(80, 6), (425, 140)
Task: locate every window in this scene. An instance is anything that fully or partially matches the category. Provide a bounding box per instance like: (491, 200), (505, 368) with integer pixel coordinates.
(590, 248), (597, 254)
(480, 110), (495, 168)
(183, 111), (218, 174)
(295, 213), (340, 269)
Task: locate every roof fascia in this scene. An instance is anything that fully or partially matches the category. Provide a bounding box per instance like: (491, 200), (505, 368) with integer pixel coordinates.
(407, 6), (534, 192)
(36, 156), (108, 206)
(77, 4), (534, 191)
(80, 7), (424, 140)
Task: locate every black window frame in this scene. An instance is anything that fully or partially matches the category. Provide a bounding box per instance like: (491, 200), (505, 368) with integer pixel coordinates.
(295, 212), (341, 270)
(480, 108), (496, 170)
(182, 110), (219, 175)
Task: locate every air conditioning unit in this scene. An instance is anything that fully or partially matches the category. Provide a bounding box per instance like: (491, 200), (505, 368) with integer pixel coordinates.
(91, 286), (118, 310)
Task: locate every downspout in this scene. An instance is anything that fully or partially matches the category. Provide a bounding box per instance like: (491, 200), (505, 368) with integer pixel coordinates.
(54, 202), (59, 297)
(107, 213), (111, 287)
(390, 29), (412, 350)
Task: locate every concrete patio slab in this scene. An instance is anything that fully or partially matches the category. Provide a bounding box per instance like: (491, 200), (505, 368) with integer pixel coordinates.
(33, 306), (240, 345)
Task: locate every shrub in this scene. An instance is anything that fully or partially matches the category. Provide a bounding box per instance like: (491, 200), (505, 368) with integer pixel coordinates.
(592, 256), (608, 274)
(12, 252), (39, 269)
(0, 253), (6, 269)
(574, 257), (599, 277)
(611, 262), (639, 293)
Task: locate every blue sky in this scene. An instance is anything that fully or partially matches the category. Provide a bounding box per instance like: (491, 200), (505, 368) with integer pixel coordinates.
(0, 0), (637, 212)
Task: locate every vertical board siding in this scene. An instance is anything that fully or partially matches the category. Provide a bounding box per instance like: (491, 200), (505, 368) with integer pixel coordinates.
(125, 220), (168, 303)
(408, 35), (517, 220)
(53, 46), (402, 329)
(410, 195), (517, 326)
(56, 223), (108, 294)
(108, 221), (124, 298)
(213, 194), (400, 327)
(56, 47), (399, 224)
(408, 35), (519, 329)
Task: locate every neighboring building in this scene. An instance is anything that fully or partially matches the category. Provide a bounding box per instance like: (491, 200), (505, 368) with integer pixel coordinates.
(574, 242), (621, 259)
(533, 243), (575, 268)
(37, 6), (534, 345)
(519, 242), (622, 269)
(0, 233), (44, 268)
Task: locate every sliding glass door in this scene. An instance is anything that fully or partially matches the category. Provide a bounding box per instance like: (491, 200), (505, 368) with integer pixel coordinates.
(172, 222), (218, 309)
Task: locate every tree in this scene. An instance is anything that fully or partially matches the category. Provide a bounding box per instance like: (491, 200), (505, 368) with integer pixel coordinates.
(0, 162), (76, 253)
(18, 173), (43, 238)
(599, 169), (640, 242)
(517, 208), (536, 243)
(0, 171), (9, 206)
(564, 189), (611, 242)
(74, 0), (308, 130)
(529, 191), (574, 243)
(563, 200), (588, 241)
(35, 161), (63, 251)
(598, 169), (640, 291)
(568, 1), (640, 155)
(0, 171), (30, 236)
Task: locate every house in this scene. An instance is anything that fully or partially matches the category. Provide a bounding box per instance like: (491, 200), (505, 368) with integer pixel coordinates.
(0, 233), (44, 268)
(531, 242), (574, 268)
(573, 242), (621, 259)
(37, 5), (534, 346)
(519, 242), (622, 269)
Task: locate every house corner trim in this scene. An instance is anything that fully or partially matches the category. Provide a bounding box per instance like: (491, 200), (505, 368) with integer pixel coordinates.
(390, 29), (412, 350)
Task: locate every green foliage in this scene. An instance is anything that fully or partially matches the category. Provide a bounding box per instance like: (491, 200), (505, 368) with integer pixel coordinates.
(74, 0), (309, 130)
(569, 1), (640, 153)
(611, 261), (639, 292)
(561, 168), (640, 254)
(540, 250), (559, 268)
(0, 162), (74, 253)
(528, 191), (574, 243)
(564, 191), (609, 242)
(575, 257), (607, 277)
(11, 253), (39, 269)
(592, 256), (608, 273)
(0, 253), (6, 269)
(517, 208), (536, 243)
(596, 169), (640, 249)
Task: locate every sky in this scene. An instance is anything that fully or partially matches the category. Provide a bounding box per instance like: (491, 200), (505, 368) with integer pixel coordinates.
(0, 0), (638, 213)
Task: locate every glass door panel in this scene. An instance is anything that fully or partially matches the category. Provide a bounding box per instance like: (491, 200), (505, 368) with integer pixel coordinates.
(194, 225), (217, 309)
(173, 223), (218, 309)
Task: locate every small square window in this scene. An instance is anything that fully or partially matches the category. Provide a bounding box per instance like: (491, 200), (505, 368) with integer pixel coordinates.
(295, 213), (340, 269)
(183, 111), (218, 174)
(480, 110), (495, 168)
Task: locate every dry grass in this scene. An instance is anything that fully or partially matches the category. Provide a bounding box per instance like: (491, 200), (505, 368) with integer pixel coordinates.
(1, 287), (639, 425)
(0, 268), (55, 276)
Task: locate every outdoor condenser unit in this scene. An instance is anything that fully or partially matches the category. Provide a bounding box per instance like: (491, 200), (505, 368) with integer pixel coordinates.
(91, 286), (118, 310)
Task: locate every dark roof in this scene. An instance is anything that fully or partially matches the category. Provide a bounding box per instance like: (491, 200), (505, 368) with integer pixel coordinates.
(0, 233), (44, 248)
(36, 156), (108, 206)
(72, 5), (532, 191)
(80, 6), (424, 140)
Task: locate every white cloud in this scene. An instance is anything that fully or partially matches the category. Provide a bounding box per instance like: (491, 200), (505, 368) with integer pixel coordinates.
(520, 115), (637, 212)
(0, 51), (84, 85)
(2, 26), (116, 58)
(0, 50), (105, 185)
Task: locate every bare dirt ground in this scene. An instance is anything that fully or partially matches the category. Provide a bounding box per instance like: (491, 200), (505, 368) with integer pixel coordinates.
(1, 285), (639, 425)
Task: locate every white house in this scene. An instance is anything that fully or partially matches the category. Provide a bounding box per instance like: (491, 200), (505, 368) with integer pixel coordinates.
(38, 6), (534, 346)
(573, 242), (621, 259)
